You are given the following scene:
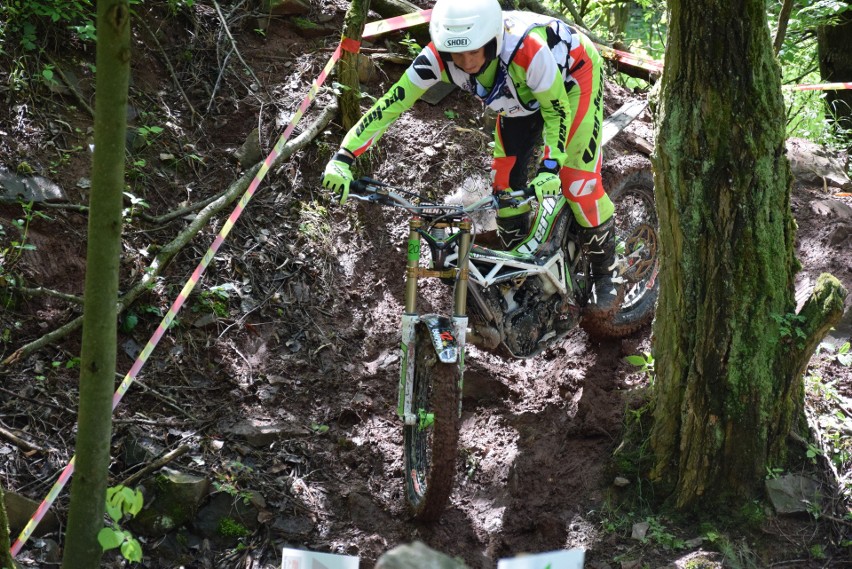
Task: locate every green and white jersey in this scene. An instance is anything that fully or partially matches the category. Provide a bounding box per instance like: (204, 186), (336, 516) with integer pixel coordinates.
(342, 11), (600, 169)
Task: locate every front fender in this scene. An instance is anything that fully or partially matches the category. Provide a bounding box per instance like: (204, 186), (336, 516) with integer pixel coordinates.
(420, 314), (461, 364)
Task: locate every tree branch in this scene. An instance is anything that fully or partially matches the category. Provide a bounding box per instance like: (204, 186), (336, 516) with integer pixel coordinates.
(1, 102), (338, 366)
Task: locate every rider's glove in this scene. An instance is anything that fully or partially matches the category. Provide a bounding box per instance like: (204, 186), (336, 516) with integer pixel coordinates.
(322, 152), (354, 204)
(530, 171), (561, 202)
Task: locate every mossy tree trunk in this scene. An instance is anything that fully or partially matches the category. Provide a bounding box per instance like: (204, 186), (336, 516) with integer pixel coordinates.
(339, 0), (371, 131)
(61, 1), (131, 567)
(649, 0), (847, 510)
(1, 486), (13, 569)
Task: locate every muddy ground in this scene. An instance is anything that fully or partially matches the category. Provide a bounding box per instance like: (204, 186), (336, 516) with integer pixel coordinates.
(1, 2), (851, 568)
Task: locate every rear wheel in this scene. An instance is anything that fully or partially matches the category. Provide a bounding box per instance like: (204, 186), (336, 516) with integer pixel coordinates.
(583, 163), (659, 338)
(403, 325), (461, 520)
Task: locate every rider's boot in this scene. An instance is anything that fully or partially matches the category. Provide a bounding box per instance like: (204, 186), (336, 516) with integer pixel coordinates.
(580, 216), (620, 317)
(496, 203), (531, 250)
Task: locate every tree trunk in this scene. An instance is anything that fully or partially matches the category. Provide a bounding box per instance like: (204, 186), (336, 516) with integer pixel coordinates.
(339, 0), (371, 131)
(649, 0), (847, 510)
(773, 0), (793, 54)
(1, 486), (13, 569)
(61, 1), (130, 567)
(817, 1), (852, 143)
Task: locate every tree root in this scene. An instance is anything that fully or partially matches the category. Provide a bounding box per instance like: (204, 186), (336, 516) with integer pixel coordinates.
(2, 102), (338, 367)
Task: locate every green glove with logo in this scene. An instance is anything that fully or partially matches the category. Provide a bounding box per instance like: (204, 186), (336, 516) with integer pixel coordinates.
(322, 152), (354, 204)
(530, 171), (561, 202)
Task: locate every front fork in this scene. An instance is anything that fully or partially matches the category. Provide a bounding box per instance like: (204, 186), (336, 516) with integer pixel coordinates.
(397, 218), (472, 426)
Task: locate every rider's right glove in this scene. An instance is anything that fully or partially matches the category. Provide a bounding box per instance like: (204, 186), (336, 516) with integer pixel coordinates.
(322, 152), (354, 205)
(530, 171), (562, 202)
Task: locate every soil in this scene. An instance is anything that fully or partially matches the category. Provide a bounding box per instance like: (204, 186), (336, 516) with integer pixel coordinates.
(1, 2), (851, 568)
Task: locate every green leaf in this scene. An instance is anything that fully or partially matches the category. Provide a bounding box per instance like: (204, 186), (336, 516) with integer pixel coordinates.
(121, 538), (143, 562)
(98, 527), (124, 550)
(128, 489), (144, 516)
(625, 355), (648, 366)
(106, 501), (123, 523)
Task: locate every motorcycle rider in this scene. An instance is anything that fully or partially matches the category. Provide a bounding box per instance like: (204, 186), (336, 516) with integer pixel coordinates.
(322, 0), (618, 315)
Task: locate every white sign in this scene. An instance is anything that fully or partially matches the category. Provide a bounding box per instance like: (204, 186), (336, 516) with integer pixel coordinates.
(497, 549), (585, 569)
(281, 548), (360, 569)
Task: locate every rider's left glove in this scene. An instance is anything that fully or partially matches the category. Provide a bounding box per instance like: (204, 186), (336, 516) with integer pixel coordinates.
(530, 171), (562, 202)
(322, 152), (354, 205)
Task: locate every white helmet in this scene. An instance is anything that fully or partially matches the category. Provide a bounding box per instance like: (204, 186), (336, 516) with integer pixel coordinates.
(429, 0), (503, 55)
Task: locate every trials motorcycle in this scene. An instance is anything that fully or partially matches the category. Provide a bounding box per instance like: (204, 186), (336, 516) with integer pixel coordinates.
(346, 151), (659, 520)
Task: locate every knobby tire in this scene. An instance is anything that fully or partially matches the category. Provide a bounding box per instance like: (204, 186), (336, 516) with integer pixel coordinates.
(403, 325), (461, 520)
(583, 163), (659, 339)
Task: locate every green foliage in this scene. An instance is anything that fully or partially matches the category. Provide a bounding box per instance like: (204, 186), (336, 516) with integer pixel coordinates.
(770, 0), (852, 147)
(0, 0), (94, 53)
(192, 284), (234, 318)
(98, 485), (144, 563)
(770, 312), (806, 348)
(217, 517), (250, 538)
(625, 351), (655, 383)
(0, 201), (50, 295)
(213, 461), (254, 504)
(400, 33), (421, 58)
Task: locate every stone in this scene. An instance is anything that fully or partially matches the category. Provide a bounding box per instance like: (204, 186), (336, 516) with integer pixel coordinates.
(4, 491), (60, 537)
(130, 467), (210, 537)
(0, 168), (66, 203)
(787, 138), (851, 189)
(193, 491), (260, 546)
(223, 420), (310, 447)
(765, 474), (823, 514)
(375, 541), (470, 569)
(631, 521), (650, 540)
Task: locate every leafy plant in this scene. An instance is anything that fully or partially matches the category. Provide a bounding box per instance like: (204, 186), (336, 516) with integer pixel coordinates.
(136, 125), (164, 146)
(122, 192), (150, 222)
(625, 351), (655, 383)
(98, 485), (144, 563)
(400, 33), (421, 58)
(0, 201), (50, 293)
(0, 0), (95, 52)
(193, 284), (234, 318)
(770, 312), (807, 348)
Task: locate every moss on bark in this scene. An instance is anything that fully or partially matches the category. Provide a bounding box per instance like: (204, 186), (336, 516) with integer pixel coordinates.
(648, 0), (848, 511)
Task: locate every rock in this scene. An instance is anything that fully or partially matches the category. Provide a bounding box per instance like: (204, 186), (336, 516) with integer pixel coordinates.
(122, 433), (165, 467)
(375, 541), (470, 569)
(631, 521), (650, 540)
(4, 491), (60, 537)
(787, 138), (851, 189)
(193, 491), (260, 546)
(765, 474), (823, 514)
(613, 476), (630, 487)
(0, 167), (66, 203)
(233, 127), (262, 168)
(264, 0), (311, 16)
(223, 420), (310, 447)
(272, 513), (315, 536)
(358, 54), (379, 84)
(130, 467), (211, 537)
(810, 199), (852, 220)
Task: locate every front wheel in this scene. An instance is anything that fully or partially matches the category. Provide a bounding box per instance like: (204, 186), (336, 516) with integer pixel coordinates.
(583, 160), (659, 338)
(402, 325), (461, 520)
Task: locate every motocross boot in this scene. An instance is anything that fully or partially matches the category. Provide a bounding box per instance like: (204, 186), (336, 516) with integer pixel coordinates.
(495, 202), (531, 250)
(580, 217), (620, 317)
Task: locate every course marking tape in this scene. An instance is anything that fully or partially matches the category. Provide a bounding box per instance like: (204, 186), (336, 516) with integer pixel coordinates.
(10, 39), (351, 559)
(784, 82), (852, 91)
(363, 9), (431, 38)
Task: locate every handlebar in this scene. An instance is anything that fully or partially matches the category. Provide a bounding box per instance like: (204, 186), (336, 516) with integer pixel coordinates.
(349, 177), (535, 216)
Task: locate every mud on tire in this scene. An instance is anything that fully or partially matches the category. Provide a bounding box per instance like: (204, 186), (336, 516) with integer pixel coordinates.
(582, 158), (659, 339)
(403, 325), (461, 520)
